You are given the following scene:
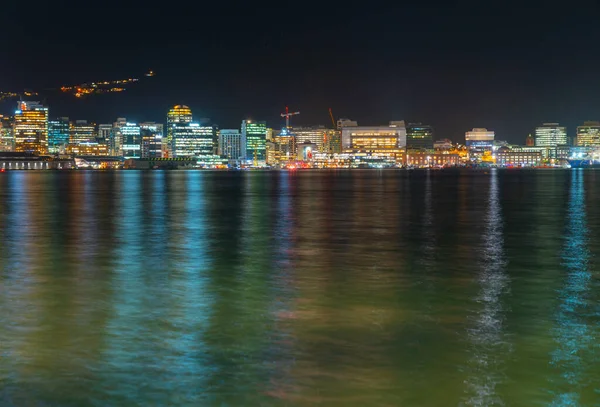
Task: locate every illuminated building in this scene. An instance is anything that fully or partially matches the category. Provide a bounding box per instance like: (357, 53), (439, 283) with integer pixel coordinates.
(241, 120), (267, 166)
(120, 123), (142, 158)
(406, 123), (434, 150)
(48, 117), (70, 153)
(65, 142), (109, 156)
(512, 145), (556, 160)
(526, 133), (535, 146)
(266, 130), (295, 166)
(172, 123), (214, 158)
(341, 121), (407, 165)
(218, 129), (242, 160)
(69, 120), (96, 144)
(297, 141), (318, 161)
(140, 122), (163, 158)
(323, 129), (341, 153)
(495, 147), (542, 166)
(97, 123), (113, 144)
(290, 126), (327, 152)
(535, 123), (567, 147)
(0, 115), (14, 152)
(13, 100), (48, 154)
(434, 139), (453, 151)
(166, 105), (192, 158)
(575, 121), (600, 146)
(110, 118), (127, 156)
(407, 152), (460, 167)
(465, 128), (494, 159)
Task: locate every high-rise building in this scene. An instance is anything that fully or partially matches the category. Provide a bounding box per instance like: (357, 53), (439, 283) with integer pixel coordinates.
(341, 121), (407, 164)
(323, 129), (341, 154)
(166, 105), (192, 158)
(406, 123), (434, 150)
(97, 124), (113, 144)
(576, 121), (600, 146)
(110, 118), (127, 156)
(465, 128), (495, 158)
(219, 129), (242, 160)
(140, 122), (163, 158)
(172, 123), (214, 158)
(290, 126), (329, 152)
(535, 123), (567, 147)
(0, 115), (14, 152)
(14, 101), (48, 154)
(69, 120), (96, 144)
(48, 117), (70, 153)
(121, 122), (142, 158)
(241, 120), (267, 166)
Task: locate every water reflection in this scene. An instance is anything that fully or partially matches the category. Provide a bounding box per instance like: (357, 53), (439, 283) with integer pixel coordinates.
(463, 169), (511, 406)
(549, 170), (596, 405)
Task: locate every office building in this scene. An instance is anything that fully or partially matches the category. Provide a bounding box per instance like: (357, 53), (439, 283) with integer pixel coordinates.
(407, 152), (460, 167)
(341, 121), (407, 164)
(140, 122), (163, 158)
(110, 118), (127, 156)
(495, 147), (542, 166)
(290, 126), (329, 152)
(120, 123), (142, 158)
(69, 120), (96, 144)
(65, 142), (109, 156)
(0, 116), (14, 152)
(465, 128), (494, 159)
(97, 124), (113, 144)
(406, 123), (434, 150)
(323, 129), (341, 154)
(535, 123), (567, 147)
(241, 120), (267, 166)
(14, 101), (48, 154)
(576, 121), (600, 146)
(166, 105), (192, 158)
(172, 123), (214, 158)
(337, 118), (358, 129)
(219, 129), (242, 160)
(48, 117), (70, 154)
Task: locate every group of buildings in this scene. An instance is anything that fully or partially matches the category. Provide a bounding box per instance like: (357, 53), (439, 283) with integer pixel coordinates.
(1, 100), (599, 170)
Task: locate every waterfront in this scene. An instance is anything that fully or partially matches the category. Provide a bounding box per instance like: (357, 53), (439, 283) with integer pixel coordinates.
(1, 169), (600, 406)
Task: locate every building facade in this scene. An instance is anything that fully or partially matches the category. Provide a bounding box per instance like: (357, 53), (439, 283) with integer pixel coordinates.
(0, 116), (14, 152)
(465, 128), (494, 159)
(140, 122), (163, 159)
(495, 149), (542, 166)
(14, 101), (48, 154)
(166, 105), (192, 158)
(407, 152), (460, 167)
(120, 123), (142, 158)
(241, 120), (267, 166)
(218, 129), (242, 160)
(406, 123), (434, 150)
(172, 123), (214, 158)
(97, 124), (113, 144)
(69, 120), (96, 144)
(48, 117), (70, 154)
(535, 123), (567, 147)
(576, 121), (600, 146)
(341, 121), (407, 164)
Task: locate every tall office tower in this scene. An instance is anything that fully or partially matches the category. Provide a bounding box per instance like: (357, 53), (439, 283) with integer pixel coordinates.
(241, 120), (267, 166)
(406, 123), (434, 150)
(140, 122), (163, 158)
(535, 123), (567, 147)
(465, 128), (495, 158)
(576, 121), (600, 146)
(14, 101), (49, 154)
(110, 118), (127, 156)
(120, 122), (141, 158)
(166, 105), (193, 158)
(172, 122), (214, 158)
(48, 117), (70, 153)
(218, 129), (242, 159)
(97, 123), (113, 144)
(0, 115), (14, 152)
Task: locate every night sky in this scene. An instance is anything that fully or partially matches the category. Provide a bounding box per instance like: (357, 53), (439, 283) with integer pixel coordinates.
(2, 2), (600, 143)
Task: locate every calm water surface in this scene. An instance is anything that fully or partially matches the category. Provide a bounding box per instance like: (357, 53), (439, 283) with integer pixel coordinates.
(1, 169), (600, 406)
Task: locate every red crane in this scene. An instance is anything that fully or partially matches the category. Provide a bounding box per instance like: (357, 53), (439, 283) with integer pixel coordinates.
(281, 106), (300, 130)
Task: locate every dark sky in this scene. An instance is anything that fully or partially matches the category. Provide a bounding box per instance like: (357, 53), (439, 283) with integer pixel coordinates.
(1, 1), (600, 143)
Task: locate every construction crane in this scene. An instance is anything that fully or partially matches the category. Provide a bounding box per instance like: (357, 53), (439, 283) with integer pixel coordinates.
(280, 106), (300, 130)
(328, 108), (336, 129)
